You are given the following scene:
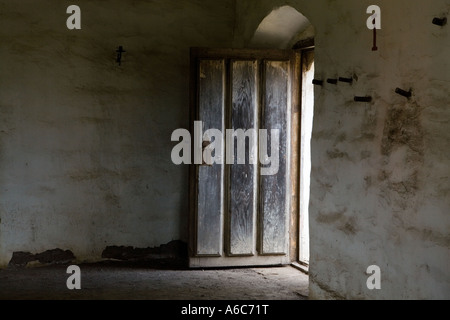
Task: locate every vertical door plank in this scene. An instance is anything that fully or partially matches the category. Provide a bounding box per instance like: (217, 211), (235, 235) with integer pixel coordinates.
(196, 60), (225, 256)
(260, 60), (289, 255)
(228, 60), (258, 256)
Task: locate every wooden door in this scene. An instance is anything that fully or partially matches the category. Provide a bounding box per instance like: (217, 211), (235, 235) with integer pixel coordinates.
(189, 48), (300, 268)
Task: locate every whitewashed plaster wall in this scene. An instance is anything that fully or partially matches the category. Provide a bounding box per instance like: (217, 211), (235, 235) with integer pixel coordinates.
(0, 0), (235, 266)
(235, 0), (450, 299)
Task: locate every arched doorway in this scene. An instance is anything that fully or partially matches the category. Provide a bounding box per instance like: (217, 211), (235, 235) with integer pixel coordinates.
(249, 6), (315, 267)
(188, 5), (314, 269)
(250, 5), (314, 50)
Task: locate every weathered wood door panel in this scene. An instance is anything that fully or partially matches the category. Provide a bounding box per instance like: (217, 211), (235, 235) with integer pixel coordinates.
(190, 48), (299, 268)
(260, 61), (289, 255)
(196, 60), (225, 256)
(228, 60), (258, 256)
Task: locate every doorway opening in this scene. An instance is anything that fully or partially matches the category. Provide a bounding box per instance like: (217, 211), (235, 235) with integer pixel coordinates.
(249, 5), (315, 269)
(188, 6), (315, 271)
(298, 48), (314, 267)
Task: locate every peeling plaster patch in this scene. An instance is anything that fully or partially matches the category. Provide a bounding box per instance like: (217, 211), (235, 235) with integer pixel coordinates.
(102, 240), (187, 261)
(310, 275), (346, 300)
(380, 102), (425, 209)
(389, 172), (419, 195)
(338, 217), (358, 235)
(382, 103), (424, 157)
(316, 208), (347, 224)
(8, 252), (33, 268)
(317, 209), (358, 235)
(327, 149), (348, 159)
(333, 133), (347, 145)
(8, 249), (75, 268)
(406, 228), (450, 247)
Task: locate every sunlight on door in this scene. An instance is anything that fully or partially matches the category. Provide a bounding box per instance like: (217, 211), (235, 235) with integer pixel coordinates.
(299, 50), (314, 265)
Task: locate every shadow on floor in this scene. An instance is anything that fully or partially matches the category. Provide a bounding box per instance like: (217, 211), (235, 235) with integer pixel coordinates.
(0, 261), (309, 300)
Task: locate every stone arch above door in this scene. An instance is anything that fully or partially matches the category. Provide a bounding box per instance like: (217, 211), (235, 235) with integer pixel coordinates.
(232, 1), (318, 49)
(249, 5), (314, 49)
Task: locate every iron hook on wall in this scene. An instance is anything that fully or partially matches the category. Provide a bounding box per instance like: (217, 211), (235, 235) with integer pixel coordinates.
(432, 17), (447, 26)
(312, 79), (324, 86)
(327, 79), (338, 85)
(354, 96), (372, 103)
(339, 77), (353, 85)
(395, 88), (412, 98)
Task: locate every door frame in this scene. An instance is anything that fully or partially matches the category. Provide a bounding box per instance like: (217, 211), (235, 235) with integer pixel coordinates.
(188, 48), (301, 268)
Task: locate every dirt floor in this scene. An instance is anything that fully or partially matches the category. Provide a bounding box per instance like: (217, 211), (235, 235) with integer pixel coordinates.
(0, 262), (309, 300)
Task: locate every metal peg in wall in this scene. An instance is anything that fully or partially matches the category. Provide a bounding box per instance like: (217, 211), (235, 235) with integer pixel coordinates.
(354, 96), (372, 103)
(432, 17), (447, 26)
(339, 77), (353, 84)
(312, 79), (324, 86)
(395, 88), (412, 98)
(327, 79), (338, 85)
